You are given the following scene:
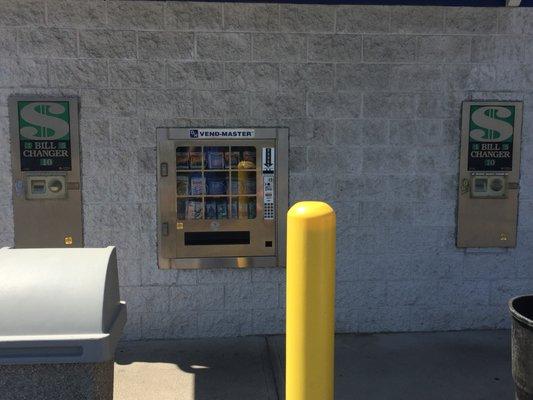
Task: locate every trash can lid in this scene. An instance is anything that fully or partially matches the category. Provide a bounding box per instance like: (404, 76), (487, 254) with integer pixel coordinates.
(0, 247), (126, 364)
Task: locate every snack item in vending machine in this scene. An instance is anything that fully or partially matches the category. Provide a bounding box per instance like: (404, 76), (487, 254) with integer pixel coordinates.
(176, 175), (189, 196)
(190, 173), (204, 195)
(243, 150), (256, 166)
(216, 199), (228, 219)
(205, 200), (217, 219)
(189, 149), (203, 169)
(206, 148), (225, 169)
(247, 198), (256, 219)
(225, 150), (240, 168)
(186, 200), (203, 220)
(176, 148), (189, 169)
(231, 199), (238, 218)
(177, 200), (186, 220)
(206, 174), (227, 195)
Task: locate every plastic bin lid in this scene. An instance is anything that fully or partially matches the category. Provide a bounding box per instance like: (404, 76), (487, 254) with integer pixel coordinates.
(0, 247), (126, 364)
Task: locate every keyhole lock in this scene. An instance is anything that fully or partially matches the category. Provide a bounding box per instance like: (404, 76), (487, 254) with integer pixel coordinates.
(461, 178), (470, 194)
(48, 179), (63, 193)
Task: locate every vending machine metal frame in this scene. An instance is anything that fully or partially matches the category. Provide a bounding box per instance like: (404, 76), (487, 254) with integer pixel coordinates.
(157, 127), (288, 269)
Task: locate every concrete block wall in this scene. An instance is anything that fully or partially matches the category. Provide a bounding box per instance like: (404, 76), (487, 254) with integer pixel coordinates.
(0, 0), (532, 339)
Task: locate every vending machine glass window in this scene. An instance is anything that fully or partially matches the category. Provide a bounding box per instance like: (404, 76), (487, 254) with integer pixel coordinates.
(157, 128), (288, 269)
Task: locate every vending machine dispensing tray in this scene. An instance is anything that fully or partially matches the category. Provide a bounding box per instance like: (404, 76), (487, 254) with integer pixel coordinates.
(157, 127), (288, 269)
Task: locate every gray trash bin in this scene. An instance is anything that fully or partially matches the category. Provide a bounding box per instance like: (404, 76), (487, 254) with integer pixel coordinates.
(509, 295), (533, 400)
(0, 246), (126, 400)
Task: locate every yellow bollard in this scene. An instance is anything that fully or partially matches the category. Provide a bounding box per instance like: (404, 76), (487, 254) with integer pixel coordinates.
(286, 201), (336, 400)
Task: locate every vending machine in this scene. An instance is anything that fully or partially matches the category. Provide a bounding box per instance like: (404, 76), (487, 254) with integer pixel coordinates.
(157, 127), (288, 269)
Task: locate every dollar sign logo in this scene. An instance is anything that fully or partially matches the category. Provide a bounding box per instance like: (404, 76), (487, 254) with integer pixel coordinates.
(469, 106), (514, 142)
(19, 102), (69, 141)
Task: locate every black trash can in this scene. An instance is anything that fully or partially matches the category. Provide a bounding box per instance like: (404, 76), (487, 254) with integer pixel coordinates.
(509, 295), (533, 400)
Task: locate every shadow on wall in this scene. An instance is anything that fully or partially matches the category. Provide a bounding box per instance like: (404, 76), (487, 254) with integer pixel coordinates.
(114, 336), (278, 400)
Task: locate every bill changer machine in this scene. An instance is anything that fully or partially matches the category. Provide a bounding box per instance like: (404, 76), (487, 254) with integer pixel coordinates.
(457, 101), (523, 248)
(9, 96), (83, 248)
(157, 127), (288, 269)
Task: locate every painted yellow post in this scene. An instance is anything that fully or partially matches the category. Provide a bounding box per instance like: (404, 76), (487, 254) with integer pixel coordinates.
(286, 201), (336, 400)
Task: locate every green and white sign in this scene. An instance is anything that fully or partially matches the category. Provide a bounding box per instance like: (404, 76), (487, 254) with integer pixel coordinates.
(467, 104), (516, 172)
(17, 101), (72, 171)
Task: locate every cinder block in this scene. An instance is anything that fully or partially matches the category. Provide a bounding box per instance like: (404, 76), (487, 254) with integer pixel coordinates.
(490, 279), (533, 306)
(336, 63), (392, 92)
(390, 64), (443, 92)
(224, 3), (279, 31)
(193, 90), (249, 118)
(463, 253), (516, 280)
(308, 34), (362, 63)
(289, 173), (336, 202)
(136, 89), (193, 117)
(362, 146), (415, 173)
(170, 284), (225, 311)
(389, 119), (442, 146)
(445, 7), (497, 34)
(412, 200), (456, 227)
(498, 8), (533, 34)
(252, 33), (306, 62)
(439, 280), (490, 306)
(337, 119), (389, 146)
(0, 0), (45, 26)
(18, 27), (77, 57)
(363, 92), (416, 118)
(442, 64), (495, 91)
(387, 175), (438, 201)
(142, 310), (198, 339)
(360, 201), (414, 226)
(410, 305), (465, 331)
(47, 0), (106, 28)
(279, 4), (335, 33)
(197, 268), (251, 284)
(108, 1), (164, 30)
(335, 174), (388, 202)
(198, 310), (252, 337)
(415, 92), (463, 119)
(390, 6), (445, 33)
(495, 64), (531, 91)
(196, 33), (251, 61)
(49, 59), (108, 88)
(363, 35), (416, 62)
(251, 267), (285, 283)
(308, 146), (361, 174)
(251, 92), (304, 118)
(226, 63), (278, 92)
(117, 259), (142, 288)
(109, 60), (165, 89)
(0, 58), (48, 87)
(122, 311), (141, 340)
(285, 118), (335, 147)
(471, 36), (524, 63)
(225, 282), (279, 310)
(252, 309), (284, 334)
(336, 5), (390, 33)
(0, 28), (16, 56)
(81, 89), (137, 117)
(336, 280), (387, 308)
(417, 35), (471, 63)
(167, 61), (224, 90)
(280, 63), (334, 93)
(289, 146), (307, 173)
(138, 31), (194, 60)
(307, 91), (362, 118)
(415, 146), (458, 173)
(164, 1), (222, 31)
(360, 306), (412, 332)
(79, 30), (136, 59)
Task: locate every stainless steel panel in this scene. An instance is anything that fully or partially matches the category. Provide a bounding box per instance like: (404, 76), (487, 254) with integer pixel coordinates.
(9, 96), (83, 248)
(457, 101), (523, 248)
(157, 127), (288, 269)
